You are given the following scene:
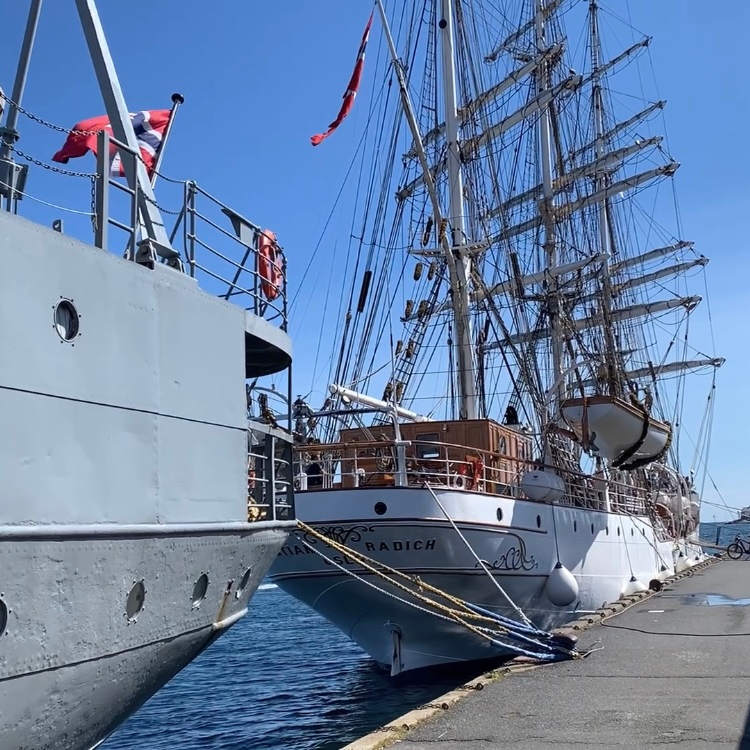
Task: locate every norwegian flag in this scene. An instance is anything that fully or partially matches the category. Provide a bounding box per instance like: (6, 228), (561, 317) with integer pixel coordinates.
(52, 109), (171, 177)
(311, 12), (374, 147)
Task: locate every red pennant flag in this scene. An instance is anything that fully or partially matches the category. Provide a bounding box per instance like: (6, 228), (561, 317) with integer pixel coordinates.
(311, 12), (374, 147)
(52, 110), (171, 176)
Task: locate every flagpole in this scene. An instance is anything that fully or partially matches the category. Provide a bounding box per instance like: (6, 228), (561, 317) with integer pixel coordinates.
(150, 92), (183, 187)
(125, 92), (183, 258)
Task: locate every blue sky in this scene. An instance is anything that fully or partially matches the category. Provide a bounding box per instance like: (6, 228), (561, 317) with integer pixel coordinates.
(2, 1), (747, 520)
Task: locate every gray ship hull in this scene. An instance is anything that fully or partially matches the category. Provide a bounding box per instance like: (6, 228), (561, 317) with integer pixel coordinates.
(0, 521), (293, 750)
(0, 159), (296, 744)
(0, 4), (297, 740)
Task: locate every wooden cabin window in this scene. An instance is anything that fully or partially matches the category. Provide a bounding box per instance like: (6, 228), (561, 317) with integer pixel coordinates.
(499, 437), (507, 454)
(415, 433), (441, 459)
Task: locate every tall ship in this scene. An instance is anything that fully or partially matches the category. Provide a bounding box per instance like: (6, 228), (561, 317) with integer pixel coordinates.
(270, 0), (723, 675)
(0, 1), (295, 747)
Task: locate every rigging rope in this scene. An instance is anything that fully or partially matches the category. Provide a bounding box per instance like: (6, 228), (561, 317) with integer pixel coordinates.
(423, 482), (533, 625)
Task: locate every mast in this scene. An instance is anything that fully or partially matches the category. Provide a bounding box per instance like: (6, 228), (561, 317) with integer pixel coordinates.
(0, 0), (43, 213)
(589, 0), (621, 396)
(75, 0), (177, 263)
(439, 0), (478, 420)
(534, 0), (565, 410)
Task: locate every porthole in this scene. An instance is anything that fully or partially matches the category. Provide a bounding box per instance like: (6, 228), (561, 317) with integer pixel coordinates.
(536, 515), (541, 529)
(0, 598), (7, 636)
(125, 580), (146, 622)
(53, 298), (80, 342)
(192, 573), (210, 608)
(496, 508), (503, 522)
(374, 502), (387, 516)
(235, 567), (252, 599)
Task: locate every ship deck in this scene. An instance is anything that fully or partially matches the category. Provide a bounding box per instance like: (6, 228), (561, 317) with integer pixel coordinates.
(343, 555), (750, 749)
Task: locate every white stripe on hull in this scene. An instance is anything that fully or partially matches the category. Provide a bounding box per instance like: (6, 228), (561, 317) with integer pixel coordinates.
(0, 523), (292, 750)
(270, 487), (703, 673)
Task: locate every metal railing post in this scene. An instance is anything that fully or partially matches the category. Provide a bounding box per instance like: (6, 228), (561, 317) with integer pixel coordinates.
(254, 231), (260, 318)
(94, 130), (109, 250)
(128, 147), (139, 261)
(282, 254), (288, 332)
(187, 182), (196, 276)
(395, 441), (408, 487)
(265, 433), (276, 521)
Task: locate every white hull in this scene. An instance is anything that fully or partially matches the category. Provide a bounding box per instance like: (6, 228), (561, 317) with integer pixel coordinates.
(0, 521), (293, 750)
(561, 399), (670, 466)
(270, 487), (702, 674)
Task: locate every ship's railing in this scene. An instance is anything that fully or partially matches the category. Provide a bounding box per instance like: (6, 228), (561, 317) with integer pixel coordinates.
(293, 437), (650, 516)
(94, 134), (288, 331)
(178, 182), (287, 329)
(247, 425), (294, 522)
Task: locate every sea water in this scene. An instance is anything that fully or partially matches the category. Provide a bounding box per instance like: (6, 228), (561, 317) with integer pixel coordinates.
(103, 523), (743, 749)
(102, 582), (467, 750)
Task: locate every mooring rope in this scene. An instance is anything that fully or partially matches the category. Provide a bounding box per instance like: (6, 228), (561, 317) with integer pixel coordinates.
(422, 482), (534, 627)
(295, 521), (579, 661)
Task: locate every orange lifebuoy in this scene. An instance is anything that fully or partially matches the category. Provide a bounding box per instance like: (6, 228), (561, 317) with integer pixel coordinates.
(257, 229), (283, 301)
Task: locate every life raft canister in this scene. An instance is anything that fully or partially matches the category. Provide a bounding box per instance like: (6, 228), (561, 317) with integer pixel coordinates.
(258, 229), (283, 301)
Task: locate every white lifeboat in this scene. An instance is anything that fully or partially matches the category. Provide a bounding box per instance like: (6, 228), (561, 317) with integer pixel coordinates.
(560, 395), (671, 469)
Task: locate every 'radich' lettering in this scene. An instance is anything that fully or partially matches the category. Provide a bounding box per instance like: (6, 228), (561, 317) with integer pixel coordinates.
(364, 539), (436, 552)
(276, 538), (437, 558)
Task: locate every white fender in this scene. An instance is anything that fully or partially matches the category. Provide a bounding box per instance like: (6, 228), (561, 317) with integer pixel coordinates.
(545, 562), (579, 607)
(621, 576), (649, 597)
(657, 564), (674, 580)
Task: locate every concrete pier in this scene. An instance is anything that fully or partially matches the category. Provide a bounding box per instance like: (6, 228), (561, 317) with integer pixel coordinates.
(345, 557), (750, 749)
